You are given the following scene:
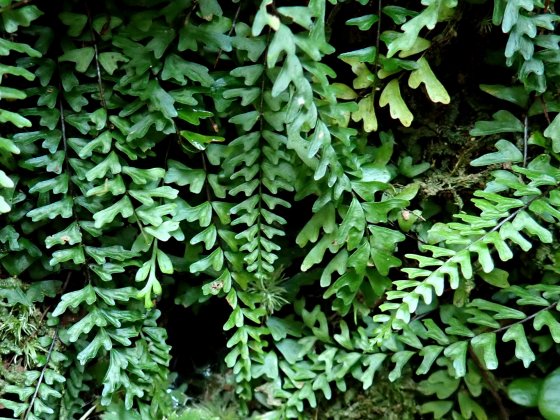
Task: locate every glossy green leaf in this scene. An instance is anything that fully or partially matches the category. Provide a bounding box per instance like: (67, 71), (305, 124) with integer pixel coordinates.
(52, 285), (96, 316)
(539, 368), (560, 420)
(180, 130), (224, 151)
(2, 5), (43, 33)
(0, 37), (41, 57)
(443, 341), (468, 377)
(533, 311), (560, 343)
(0, 109), (32, 127)
(508, 377), (542, 407)
(503, 324), (535, 368)
(471, 333), (498, 370)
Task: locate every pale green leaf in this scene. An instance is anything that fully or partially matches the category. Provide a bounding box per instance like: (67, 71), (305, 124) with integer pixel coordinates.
(408, 57), (450, 104)
(379, 79), (413, 127)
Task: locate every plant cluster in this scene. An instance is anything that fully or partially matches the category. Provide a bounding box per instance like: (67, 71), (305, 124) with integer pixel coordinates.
(1, 0), (560, 419)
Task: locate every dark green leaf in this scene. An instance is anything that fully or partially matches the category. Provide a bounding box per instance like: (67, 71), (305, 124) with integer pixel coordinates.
(471, 140), (523, 166)
(470, 110), (524, 136)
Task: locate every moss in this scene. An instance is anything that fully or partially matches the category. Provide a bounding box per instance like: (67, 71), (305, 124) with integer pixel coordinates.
(322, 374), (419, 420)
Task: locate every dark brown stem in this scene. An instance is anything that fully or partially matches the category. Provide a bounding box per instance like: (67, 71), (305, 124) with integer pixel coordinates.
(539, 95), (552, 125)
(468, 345), (509, 420)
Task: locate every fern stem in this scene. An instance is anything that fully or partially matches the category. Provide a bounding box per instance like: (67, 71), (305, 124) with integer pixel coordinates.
(86, 4), (107, 110)
(523, 114), (528, 168)
(374, 0), (382, 79)
(410, 202), (528, 291)
(492, 301), (557, 334)
(58, 93), (70, 176)
(213, 5), (240, 69)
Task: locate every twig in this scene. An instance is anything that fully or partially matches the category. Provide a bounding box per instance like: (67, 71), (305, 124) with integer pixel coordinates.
(468, 345), (509, 420)
(24, 329), (59, 420)
(77, 404), (97, 420)
(0, 0), (31, 13)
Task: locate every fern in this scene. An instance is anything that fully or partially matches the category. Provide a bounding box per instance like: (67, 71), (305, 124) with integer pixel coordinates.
(2, 0), (560, 418)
